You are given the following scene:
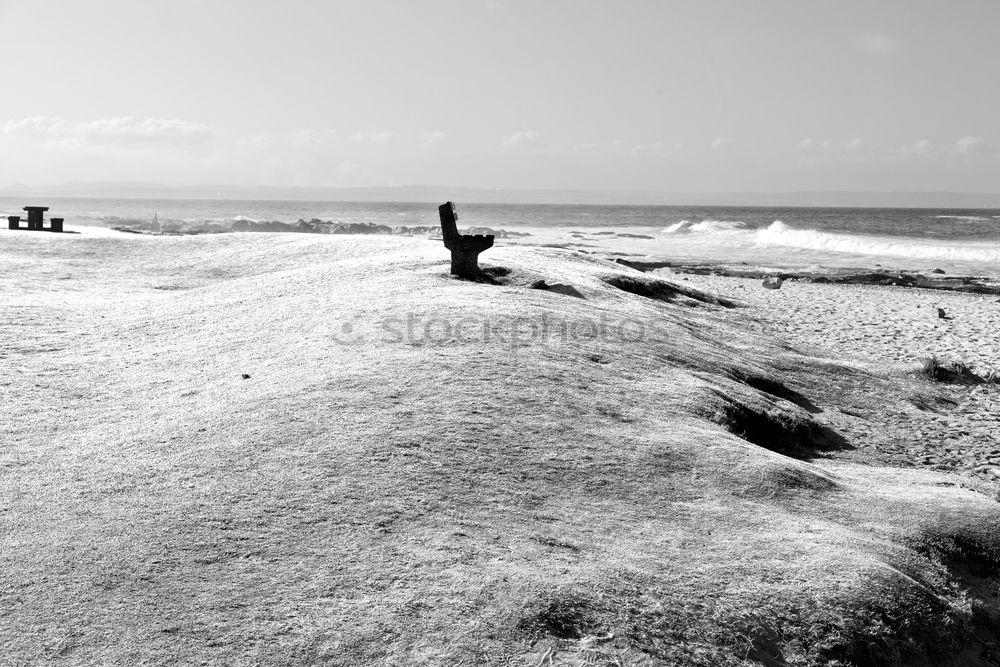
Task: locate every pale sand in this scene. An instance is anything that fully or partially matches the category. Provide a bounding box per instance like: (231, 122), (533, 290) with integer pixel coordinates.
(4, 231), (1000, 661)
(667, 272), (1000, 484)
(670, 272), (1000, 377)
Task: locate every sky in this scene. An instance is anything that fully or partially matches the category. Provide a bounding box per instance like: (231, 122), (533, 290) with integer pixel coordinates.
(1, 0), (999, 194)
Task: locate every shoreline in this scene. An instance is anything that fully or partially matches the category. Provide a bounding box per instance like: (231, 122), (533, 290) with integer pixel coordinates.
(24, 220), (1000, 292)
(674, 271), (1000, 485)
(611, 257), (1000, 295)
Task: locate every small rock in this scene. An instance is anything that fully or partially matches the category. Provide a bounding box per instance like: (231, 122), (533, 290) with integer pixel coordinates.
(762, 276), (784, 290)
(241, 373), (251, 380)
(530, 279), (584, 298)
(931, 268), (946, 274)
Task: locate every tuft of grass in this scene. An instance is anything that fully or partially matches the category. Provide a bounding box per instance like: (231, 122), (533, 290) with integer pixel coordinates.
(515, 591), (601, 641)
(602, 274), (737, 308)
(920, 355), (988, 385)
(701, 389), (849, 459)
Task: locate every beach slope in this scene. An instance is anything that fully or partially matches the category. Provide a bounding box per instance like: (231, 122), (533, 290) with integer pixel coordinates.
(1, 229), (998, 666)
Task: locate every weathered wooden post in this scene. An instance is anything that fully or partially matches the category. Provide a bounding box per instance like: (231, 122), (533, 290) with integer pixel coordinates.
(438, 202), (494, 279)
(7, 216), (20, 230)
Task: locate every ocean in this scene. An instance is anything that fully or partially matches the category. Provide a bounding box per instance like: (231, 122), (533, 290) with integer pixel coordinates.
(4, 195), (1000, 276)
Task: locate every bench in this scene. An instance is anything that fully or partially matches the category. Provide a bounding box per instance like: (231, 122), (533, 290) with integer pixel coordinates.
(438, 201), (494, 279)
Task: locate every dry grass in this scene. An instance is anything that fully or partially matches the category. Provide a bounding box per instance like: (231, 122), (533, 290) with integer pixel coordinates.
(1, 229), (998, 665)
(920, 355), (991, 385)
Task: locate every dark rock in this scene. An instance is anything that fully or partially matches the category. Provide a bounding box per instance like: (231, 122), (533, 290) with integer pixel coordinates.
(530, 280), (585, 299)
(762, 276), (784, 290)
(932, 268), (946, 274)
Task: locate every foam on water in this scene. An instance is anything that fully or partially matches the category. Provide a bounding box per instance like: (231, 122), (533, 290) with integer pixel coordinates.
(755, 221), (1000, 262)
(663, 219), (747, 234)
(4, 195), (999, 275)
(933, 215), (995, 222)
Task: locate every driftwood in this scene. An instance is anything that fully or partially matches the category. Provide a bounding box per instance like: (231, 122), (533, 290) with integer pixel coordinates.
(438, 202), (494, 278)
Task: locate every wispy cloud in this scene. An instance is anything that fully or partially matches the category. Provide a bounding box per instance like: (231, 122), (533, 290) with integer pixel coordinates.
(798, 138), (867, 154)
(501, 129), (549, 149)
(856, 32), (902, 55)
(895, 139), (933, 156)
(351, 130), (393, 144)
(288, 128), (336, 147)
(420, 130), (446, 147)
(710, 137), (730, 150)
(955, 135), (992, 155)
(3, 116), (217, 146)
(797, 138), (835, 153)
(630, 142), (665, 157)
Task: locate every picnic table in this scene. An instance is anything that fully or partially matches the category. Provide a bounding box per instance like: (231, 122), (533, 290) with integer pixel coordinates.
(7, 206), (64, 232)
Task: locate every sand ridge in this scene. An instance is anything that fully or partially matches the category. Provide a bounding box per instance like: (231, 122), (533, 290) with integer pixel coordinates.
(3, 231), (1000, 665)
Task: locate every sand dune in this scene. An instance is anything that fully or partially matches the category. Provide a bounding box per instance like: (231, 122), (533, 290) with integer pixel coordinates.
(1, 231), (998, 665)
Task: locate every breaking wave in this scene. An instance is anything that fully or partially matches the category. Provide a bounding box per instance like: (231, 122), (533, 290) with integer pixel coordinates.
(933, 215), (994, 222)
(663, 219), (747, 234)
(755, 221), (1000, 262)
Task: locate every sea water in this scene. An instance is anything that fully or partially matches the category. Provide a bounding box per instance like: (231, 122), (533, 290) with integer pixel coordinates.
(3, 196), (999, 277)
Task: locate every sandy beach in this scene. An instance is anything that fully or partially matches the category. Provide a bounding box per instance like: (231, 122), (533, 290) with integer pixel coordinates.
(2, 226), (999, 665)
(7, 1), (1000, 662)
(673, 272), (1000, 486)
(673, 272), (1000, 376)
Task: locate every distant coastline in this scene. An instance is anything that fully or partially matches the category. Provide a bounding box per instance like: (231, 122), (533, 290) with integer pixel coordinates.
(5, 182), (1000, 208)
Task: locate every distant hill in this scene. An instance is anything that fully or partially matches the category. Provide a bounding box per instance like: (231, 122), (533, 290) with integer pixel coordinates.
(3, 181), (1000, 208)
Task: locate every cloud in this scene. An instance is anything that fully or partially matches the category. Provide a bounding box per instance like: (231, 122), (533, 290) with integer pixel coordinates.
(710, 137), (730, 150)
(846, 138), (864, 152)
(4, 116), (217, 146)
(798, 138), (827, 153)
(351, 130), (392, 144)
(501, 129), (548, 149)
(797, 138), (844, 154)
(630, 142), (665, 157)
(420, 130), (446, 147)
(236, 133), (273, 150)
(288, 128), (336, 147)
(856, 32), (902, 55)
(896, 139), (933, 156)
(955, 135), (991, 155)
